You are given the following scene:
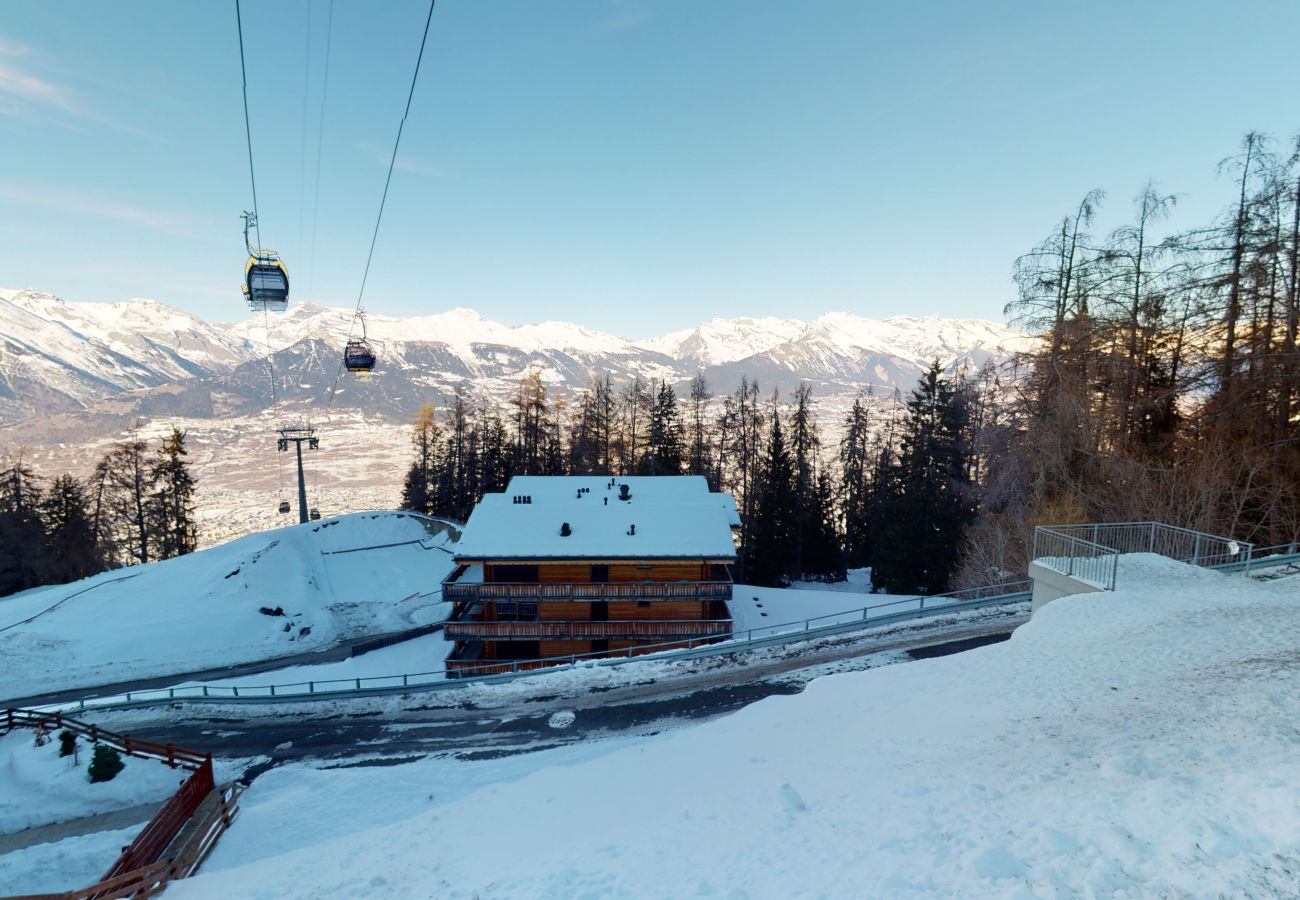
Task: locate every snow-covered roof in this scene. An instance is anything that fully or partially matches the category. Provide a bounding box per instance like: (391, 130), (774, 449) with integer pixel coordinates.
(455, 476), (739, 561)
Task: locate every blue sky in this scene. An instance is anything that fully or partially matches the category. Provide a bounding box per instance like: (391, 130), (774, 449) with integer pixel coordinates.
(1, 1), (1297, 335)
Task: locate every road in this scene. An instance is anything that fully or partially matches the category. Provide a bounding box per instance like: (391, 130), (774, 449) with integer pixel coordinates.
(1, 624), (441, 710)
(121, 610), (1023, 779)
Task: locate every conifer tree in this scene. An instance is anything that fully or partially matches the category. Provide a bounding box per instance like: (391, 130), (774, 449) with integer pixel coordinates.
(642, 380), (685, 475)
(0, 453), (50, 595)
(872, 363), (975, 594)
(151, 427), (197, 559)
(747, 404), (797, 587)
(40, 474), (103, 583)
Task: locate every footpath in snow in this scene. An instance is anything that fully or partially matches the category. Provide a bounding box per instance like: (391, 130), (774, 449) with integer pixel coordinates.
(0, 512), (457, 701)
(167, 556), (1300, 898)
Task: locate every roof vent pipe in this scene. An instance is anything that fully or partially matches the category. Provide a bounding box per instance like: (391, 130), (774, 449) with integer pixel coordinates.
(618, 484), (631, 501)
(560, 522), (572, 537)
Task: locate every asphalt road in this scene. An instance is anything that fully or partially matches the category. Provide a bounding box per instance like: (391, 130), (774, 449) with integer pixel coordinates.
(121, 613), (1022, 780)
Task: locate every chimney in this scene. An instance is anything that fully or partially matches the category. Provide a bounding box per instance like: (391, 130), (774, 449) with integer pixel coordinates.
(560, 522), (572, 537)
(618, 484), (631, 501)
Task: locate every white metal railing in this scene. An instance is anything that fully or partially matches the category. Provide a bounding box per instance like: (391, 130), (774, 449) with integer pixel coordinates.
(1032, 522), (1257, 589)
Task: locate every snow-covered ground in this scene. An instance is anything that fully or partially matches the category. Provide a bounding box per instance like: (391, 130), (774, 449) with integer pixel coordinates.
(163, 630), (455, 693)
(0, 825), (138, 896)
(166, 556), (1300, 898)
(0, 511), (457, 700)
(0, 730), (183, 833)
(730, 578), (920, 633)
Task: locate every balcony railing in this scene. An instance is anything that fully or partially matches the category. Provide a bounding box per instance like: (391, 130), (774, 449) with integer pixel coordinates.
(444, 618), (734, 641)
(442, 580), (734, 603)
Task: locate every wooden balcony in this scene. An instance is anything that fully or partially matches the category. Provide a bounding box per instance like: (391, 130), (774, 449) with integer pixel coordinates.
(444, 618), (733, 641)
(441, 580), (733, 603)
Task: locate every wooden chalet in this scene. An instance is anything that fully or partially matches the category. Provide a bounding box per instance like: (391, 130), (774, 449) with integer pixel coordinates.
(443, 475), (739, 676)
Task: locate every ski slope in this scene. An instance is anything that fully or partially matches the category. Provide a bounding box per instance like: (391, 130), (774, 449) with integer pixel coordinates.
(0, 512), (457, 700)
(172, 557), (1300, 898)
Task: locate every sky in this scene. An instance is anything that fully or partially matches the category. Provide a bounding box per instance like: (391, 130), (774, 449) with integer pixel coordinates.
(1, 0), (1298, 337)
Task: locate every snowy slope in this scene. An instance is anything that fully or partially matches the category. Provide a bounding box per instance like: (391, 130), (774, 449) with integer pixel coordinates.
(637, 315), (807, 366)
(172, 557), (1300, 898)
(0, 288), (253, 423)
(0, 511), (457, 700)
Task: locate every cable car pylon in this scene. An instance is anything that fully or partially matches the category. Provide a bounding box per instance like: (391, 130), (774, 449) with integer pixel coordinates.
(277, 423), (319, 524)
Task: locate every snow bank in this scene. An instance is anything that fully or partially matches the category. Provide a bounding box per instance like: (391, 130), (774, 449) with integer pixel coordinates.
(170, 556), (1300, 898)
(0, 825), (139, 896)
(0, 731), (182, 833)
(0, 512), (457, 699)
(729, 580), (918, 632)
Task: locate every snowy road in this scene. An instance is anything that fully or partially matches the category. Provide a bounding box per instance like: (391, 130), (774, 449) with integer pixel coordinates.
(113, 612), (1023, 770)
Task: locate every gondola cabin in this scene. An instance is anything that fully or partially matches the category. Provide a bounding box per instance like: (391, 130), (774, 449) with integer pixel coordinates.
(344, 339), (376, 374)
(442, 475), (740, 677)
(244, 254), (289, 311)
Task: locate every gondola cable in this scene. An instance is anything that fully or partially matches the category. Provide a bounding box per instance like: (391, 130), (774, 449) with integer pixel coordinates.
(236, 0), (291, 509)
(324, 0), (437, 410)
(296, 0), (314, 273)
(305, 0), (334, 306)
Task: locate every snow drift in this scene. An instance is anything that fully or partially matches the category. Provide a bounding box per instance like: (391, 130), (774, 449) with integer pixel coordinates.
(0, 512), (458, 701)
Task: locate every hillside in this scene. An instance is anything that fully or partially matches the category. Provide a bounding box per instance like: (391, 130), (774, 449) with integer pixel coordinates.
(0, 511), (458, 701)
(171, 557), (1300, 898)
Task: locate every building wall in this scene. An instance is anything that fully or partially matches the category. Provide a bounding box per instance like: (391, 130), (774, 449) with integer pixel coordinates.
(483, 561), (715, 584)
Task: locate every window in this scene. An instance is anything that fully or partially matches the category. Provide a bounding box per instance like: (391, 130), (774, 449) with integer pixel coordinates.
(492, 565), (539, 583)
(495, 601), (539, 621)
(637, 601), (651, 608)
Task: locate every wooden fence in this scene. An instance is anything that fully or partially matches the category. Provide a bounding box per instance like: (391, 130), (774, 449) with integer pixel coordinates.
(1, 709), (242, 900)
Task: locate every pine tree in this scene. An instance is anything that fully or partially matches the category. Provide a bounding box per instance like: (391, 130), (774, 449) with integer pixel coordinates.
(642, 380), (685, 475)
(838, 394), (874, 568)
(150, 427), (197, 559)
(40, 474), (104, 583)
(747, 405), (797, 587)
(0, 454), (51, 596)
(799, 465), (845, 582)
(872, 363), (976, 594)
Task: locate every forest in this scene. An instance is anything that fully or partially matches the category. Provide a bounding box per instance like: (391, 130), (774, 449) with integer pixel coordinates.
(0, 427), (198, 597)
(400, 130), (1300, 591)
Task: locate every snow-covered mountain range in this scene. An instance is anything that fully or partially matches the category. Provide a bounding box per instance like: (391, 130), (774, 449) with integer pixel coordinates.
(0, 288), (1031, 429)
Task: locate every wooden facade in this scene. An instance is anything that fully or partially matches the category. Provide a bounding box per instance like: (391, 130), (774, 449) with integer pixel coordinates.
(443, 559), (734, 675)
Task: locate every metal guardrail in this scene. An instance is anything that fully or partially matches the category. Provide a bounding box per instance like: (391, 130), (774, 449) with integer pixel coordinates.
(1031, 530), (1121, 589)
(31, 580), (1034, 713)
(1032, 522), (1258, 588)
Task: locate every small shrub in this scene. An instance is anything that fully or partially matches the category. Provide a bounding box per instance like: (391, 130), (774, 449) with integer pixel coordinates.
(58, 730), (77, 758)
(88, 744), (125, 783)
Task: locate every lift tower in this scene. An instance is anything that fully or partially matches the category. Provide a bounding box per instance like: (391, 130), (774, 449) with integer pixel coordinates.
(277, 424), (318, 524)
